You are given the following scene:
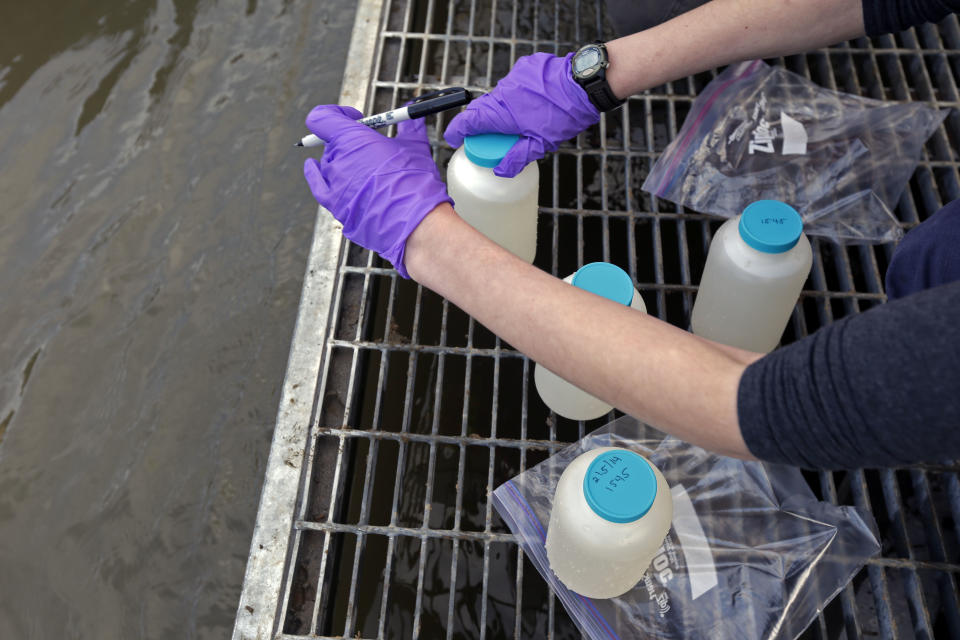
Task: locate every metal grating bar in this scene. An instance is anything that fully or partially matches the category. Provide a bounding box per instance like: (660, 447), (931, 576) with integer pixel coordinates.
(234, 1), (960, 638)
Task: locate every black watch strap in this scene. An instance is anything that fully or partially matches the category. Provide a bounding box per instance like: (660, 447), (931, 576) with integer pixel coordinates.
(584, 78), (624, 112)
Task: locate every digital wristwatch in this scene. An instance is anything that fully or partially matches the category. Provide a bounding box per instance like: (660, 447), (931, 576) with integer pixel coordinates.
(571, 42), (625, 112)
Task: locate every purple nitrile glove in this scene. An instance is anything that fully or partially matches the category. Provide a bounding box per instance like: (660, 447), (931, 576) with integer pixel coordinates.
(303, 104), (453, 278)
(444, 52), (600, 178)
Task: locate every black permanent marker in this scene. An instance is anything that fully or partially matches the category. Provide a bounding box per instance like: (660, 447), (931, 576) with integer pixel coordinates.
(295, 87), (472, 147)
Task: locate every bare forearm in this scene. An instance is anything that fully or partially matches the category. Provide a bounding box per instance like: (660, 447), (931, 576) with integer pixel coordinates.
(606, 0), (865, 98)
(406, 204), (761, 458)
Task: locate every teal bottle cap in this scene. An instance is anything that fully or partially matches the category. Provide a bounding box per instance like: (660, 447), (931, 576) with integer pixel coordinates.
(571, 262), (634, 306)
(738, 200), (804, 254)
(463, 133), (522, 168)
(583, 450), (657, 523)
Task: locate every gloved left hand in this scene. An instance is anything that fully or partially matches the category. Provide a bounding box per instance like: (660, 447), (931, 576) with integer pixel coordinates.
(443, 53), (600, 178)
(303, 104), (453, 278)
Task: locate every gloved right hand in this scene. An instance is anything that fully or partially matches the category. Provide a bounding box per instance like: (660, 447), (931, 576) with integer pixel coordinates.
(444, 52), (600, 178)
(303, 105), (453, 279)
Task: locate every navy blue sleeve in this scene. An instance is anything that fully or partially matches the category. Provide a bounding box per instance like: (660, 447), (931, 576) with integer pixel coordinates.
(885, 199), (960, 300)
(863, 0), (960, 36)
(737, 280), (960, 469)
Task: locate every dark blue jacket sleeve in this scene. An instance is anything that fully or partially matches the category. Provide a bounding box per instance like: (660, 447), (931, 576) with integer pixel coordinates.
(885, 200), (960, 300)
(737, 280), (960, 469)
(863, 0), (960, 36)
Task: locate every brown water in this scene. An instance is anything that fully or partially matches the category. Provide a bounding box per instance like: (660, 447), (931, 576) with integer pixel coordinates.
(0, 1), (354, 637)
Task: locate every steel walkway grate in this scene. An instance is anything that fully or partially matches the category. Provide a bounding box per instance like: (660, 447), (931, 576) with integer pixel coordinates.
(234, 1), (960, 638)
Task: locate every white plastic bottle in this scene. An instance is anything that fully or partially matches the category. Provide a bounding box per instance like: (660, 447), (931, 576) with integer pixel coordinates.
(691, 200), (812, 353)
(546, 447), (673, 599)
(534, 262), (646, 421)
(447, 133), (539, 263)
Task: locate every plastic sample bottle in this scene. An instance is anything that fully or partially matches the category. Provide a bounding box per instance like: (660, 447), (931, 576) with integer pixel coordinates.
(546, 447), (673, 599)
(690, 200), (812, 353)
(446, 133), (539, 263)
(534, 262), (646, 421)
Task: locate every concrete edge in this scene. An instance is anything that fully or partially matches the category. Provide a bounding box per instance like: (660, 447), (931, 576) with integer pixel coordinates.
(231, 1), (385, 637)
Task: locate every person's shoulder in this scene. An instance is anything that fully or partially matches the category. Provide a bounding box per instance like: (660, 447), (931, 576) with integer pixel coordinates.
(890, 279), (960, 307)
(867, 280), (960, 352)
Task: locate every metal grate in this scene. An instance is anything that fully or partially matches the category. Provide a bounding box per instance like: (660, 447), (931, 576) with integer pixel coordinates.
(234, 1), (960, 638)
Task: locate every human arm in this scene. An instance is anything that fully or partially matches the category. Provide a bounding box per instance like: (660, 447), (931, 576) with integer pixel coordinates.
(603, 0), (865, 101)
(447, 0), (960, 176)
(405, 203), (761, 458)
(445, 0), (868, 176)
(604, 0), (960, 97)
(407, 206), (960, 469)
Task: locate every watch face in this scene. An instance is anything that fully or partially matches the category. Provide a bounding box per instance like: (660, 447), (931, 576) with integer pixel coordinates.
(573, 46), (602, 76)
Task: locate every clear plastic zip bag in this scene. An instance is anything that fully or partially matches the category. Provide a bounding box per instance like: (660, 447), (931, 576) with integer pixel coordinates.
(492, 416), (880, 640)
(642, 60), (948, 244)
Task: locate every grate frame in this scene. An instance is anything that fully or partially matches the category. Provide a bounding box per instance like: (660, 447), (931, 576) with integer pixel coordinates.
(235, 1), (960, 638)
